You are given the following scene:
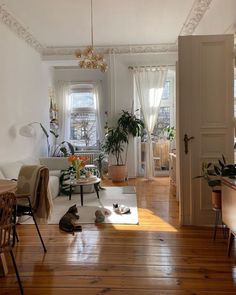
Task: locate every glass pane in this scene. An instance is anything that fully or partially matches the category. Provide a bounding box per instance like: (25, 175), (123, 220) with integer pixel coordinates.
(162, 80), (170, 100)
(70, 111), (97, 147)
(71, 92), (95, 108)
(153, 107), (170, 139)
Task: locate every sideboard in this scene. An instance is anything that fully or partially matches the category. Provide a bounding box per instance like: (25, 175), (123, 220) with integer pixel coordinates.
(221, 177), (236, 256)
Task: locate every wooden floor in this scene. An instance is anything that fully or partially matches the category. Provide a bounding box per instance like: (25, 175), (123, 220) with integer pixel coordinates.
(1, 177), (236, 294)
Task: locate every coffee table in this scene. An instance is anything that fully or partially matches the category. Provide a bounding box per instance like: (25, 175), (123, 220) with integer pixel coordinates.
(66, 177), (101, 206)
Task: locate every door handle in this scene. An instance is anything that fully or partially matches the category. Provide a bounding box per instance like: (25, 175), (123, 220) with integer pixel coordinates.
(184, 134), (194, 154)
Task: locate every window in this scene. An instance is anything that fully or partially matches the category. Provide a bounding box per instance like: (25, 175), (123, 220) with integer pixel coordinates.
(69, 85), (98, 149)
(161, 80), (170, 100)
(153, 106), (171, 137)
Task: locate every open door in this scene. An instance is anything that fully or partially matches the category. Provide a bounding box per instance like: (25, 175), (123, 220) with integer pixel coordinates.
(177, 34), (234, 225)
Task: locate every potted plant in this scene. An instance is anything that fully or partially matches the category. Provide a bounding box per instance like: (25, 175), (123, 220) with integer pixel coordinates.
(103, 110), (144, 182)
(195, 155), (236, 209)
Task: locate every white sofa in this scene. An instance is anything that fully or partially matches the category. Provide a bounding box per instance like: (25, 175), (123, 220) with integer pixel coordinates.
(0, 157), (95, 199)
(39, 157), (95, 193)
(0, 157), (60, 199)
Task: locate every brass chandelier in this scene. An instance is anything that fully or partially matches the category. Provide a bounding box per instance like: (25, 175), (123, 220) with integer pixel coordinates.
(75, 0), (108, 72)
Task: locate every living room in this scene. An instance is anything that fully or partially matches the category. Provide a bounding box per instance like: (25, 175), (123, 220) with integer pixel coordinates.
(1, 0), (236, 294)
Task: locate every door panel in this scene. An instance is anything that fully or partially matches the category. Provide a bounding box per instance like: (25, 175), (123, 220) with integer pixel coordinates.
(178, 35), (234, 225)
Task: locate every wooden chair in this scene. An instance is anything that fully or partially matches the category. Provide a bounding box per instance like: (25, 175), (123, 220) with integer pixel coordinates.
(0, 192), (24, 295)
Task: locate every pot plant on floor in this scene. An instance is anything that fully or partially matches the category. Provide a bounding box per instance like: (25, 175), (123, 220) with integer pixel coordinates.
(103, 110), (144, 182)
(195, 155), (236, 209)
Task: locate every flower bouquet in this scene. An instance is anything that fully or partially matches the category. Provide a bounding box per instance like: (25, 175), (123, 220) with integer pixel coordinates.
(68, 155), (89, 180)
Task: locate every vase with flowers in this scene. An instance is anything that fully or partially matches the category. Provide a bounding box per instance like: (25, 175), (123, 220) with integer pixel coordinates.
(68, 155), (89, 180)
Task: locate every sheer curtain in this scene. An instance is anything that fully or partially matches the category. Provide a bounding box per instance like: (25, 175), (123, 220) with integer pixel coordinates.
(55, 81), (71, 143)
(94, 81), (105, 145)
(134, 67), (167, 179)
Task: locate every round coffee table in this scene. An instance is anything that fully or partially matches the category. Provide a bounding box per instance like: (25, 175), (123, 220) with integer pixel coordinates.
(66, 177), (101, 206)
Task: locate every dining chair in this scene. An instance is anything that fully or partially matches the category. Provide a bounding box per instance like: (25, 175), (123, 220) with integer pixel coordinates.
(0, 192), (24, 295)
(15, 165), (52, 253)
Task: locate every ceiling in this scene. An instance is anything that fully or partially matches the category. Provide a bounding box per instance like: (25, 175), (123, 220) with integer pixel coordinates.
(0, 0), (236, 56)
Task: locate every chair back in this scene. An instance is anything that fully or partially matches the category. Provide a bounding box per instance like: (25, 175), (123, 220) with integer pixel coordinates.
(16, 165), (52, 220)
(0, 192), (16, 252)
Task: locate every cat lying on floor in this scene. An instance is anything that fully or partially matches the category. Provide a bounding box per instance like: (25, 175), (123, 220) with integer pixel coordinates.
(59, 204), (82, 234)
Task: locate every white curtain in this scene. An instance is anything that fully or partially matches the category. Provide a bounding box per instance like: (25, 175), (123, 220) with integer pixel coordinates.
(94, 81), (105, 145)
(134, 67), (167, 179)
(55, 81), (71, 143)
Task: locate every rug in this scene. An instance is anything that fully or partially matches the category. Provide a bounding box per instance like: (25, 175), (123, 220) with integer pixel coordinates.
(21, 186), (138, 225)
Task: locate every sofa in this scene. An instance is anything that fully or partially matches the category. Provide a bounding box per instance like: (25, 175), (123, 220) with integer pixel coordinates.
(0, 157), (60, 199)
(0, 157), (95, 199)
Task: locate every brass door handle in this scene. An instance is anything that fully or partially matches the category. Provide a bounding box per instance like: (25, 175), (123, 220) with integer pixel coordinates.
(184, 134), (194, 154)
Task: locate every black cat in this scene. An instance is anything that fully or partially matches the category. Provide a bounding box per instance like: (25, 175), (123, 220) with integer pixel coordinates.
(59, 204), (82, 233)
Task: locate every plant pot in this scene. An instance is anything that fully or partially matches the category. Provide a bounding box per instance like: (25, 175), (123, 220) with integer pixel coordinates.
(108, 165), (127, 182)
(212, 190), (221, 209)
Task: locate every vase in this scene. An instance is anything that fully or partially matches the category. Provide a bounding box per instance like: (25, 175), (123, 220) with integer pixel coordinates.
(76, 168), (81, 180)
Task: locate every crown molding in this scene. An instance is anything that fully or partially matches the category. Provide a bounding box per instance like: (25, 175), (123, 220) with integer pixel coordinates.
(0, 0), (213, 57)
(180, 0), (212, 35)
(42, 43), (178, 57)
(0, 4), (43, 53)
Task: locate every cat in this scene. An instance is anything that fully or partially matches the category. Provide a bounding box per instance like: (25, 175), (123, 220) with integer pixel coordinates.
(59, 204), (82, 233)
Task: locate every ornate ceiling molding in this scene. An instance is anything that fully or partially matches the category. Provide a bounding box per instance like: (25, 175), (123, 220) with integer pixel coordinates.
(42, 43), (178, 57)
(180, 0), (212, 36)
(0, 4), (43, 53)
(0, 0), (214, 57)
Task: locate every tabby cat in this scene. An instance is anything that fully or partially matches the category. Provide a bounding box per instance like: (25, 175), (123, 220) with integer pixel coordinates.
(59, 204), (82, 233)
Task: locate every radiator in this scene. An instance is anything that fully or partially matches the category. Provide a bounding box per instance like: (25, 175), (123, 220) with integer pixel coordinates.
(76, 151), (101, 164)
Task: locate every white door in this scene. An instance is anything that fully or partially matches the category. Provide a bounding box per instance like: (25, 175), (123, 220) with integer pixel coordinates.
(177, 34), (234, 226)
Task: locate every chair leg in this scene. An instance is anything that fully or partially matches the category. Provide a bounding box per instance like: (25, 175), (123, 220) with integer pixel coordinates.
(31, 212), (47, 253)
(213, 210), (220, 240)
(227, 230), (235, 257)
(10, 250), (24, 295)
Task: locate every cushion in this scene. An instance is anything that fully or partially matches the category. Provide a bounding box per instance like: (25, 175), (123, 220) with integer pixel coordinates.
(0, 161), (23, 179)
(40, 157), (70, 170)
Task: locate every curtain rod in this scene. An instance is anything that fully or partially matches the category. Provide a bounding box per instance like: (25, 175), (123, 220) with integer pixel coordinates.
(128, 65), (175, 70)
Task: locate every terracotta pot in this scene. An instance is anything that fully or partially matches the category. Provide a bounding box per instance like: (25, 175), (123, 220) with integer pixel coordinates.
(212, 190), (221, 209)
(108, 165), (127, 182)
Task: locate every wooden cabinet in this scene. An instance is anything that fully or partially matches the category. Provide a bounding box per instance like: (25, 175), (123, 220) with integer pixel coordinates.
(222, 177), (236, 256)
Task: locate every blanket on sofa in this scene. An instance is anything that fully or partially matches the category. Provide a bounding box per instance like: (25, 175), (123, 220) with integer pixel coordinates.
(16, 165), (53, 220)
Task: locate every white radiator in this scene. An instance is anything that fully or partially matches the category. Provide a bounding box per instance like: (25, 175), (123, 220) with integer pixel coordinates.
(76, 151), (100, 164)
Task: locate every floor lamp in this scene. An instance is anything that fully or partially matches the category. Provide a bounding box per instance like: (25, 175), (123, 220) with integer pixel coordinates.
(19, 122), (50, 156)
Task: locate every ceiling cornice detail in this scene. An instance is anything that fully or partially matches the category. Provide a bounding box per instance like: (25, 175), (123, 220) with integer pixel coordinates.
(0, 4), (43, 53)
(42, 43), (178, 57)
(0, 0), (213, 57)
(180, 0), (212, 35)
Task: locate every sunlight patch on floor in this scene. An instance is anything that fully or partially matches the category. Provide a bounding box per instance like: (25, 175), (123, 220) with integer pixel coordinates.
(112, 208), (178, 232)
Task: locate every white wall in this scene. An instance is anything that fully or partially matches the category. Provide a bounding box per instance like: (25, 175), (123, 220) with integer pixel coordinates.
(0, 23), (51, 162)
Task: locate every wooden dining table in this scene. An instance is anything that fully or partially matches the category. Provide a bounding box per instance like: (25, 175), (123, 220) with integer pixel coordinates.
(0, 179), (17, 276)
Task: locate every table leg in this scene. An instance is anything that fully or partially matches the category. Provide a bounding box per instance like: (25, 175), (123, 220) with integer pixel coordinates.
(94, 183), (100, 199)
(69, 184), (72, 201)
(80, 185), (84, 206)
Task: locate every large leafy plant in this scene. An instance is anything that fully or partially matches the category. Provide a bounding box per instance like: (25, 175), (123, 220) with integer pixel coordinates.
(103, 110), (144, 166)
